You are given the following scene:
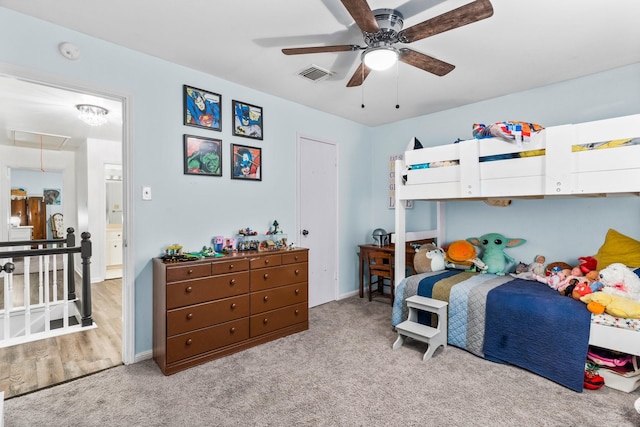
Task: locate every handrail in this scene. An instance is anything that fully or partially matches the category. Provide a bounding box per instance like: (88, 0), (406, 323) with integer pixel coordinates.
(0, 228), (93, 328)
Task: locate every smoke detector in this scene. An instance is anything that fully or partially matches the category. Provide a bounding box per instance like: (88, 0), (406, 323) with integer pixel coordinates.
(59, 42), (80, 60)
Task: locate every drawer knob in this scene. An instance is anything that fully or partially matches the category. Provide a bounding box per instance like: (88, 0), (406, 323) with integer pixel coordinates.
(185, 286), (193, 293)
(263, 273), (269, 280)
(295, 289), (300, 295)
(264, 259), (270, 264)
(230, 279), (236, 286)
(295, 309), (300, 315)
(295, 256), (299, 261)
(263, 318), (268, 324)
(230, 303), (236, 309)
(186, 313), (193, 320)
(230, 327), (236, 333)
(229, 264), (234, 269)
(263, 296), (268, 302)
(187, 269), (193, 275)
(186, 338), (193, 346)
(295, 269), (300, 275)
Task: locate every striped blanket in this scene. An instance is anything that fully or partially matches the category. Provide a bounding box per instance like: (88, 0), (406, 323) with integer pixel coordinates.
(392, 271), (592, 392)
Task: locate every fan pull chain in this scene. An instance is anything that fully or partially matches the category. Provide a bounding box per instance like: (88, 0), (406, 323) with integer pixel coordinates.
(361, 65), (365, 109)
(395, 60), (400, 109)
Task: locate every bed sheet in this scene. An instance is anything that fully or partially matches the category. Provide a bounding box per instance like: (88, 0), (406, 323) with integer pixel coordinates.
(392, 271), (592, 392)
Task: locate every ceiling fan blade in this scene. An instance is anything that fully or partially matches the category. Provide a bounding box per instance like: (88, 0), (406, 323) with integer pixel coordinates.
(282, 45), (360, 55)
(340, 0), (379, 33)
(398, 0), (494, 43)
(346, 63), (372, 87)
(399, 48), (455, 76)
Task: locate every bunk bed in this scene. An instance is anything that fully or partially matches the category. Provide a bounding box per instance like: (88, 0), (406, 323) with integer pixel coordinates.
(392, 114), (640, 392)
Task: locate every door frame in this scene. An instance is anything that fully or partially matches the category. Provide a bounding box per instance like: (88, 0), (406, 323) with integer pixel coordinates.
(296, 132), (339, 306)
(0, 61), (135, 364)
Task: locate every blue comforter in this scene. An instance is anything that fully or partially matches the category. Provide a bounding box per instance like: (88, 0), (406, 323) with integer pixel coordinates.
(392, 272), (591, 392)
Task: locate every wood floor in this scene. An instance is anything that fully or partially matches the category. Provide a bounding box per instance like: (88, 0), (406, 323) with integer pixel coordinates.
(0, 278), (122, 399)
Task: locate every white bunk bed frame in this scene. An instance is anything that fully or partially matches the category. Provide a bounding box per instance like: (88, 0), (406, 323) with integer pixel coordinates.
(393, 113), (640, 359)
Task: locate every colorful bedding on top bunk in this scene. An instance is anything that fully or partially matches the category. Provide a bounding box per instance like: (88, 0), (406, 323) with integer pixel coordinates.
(391, 270), (592, 392)
(407, 118), (640, 170)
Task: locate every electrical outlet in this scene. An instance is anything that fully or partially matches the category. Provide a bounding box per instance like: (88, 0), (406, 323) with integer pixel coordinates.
(142, 186), (152, 200)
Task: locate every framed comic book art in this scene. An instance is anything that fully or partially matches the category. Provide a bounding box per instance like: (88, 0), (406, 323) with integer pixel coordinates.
(232, 100), (263, 140)
(231, 143), (261, 181)
(184, 135), (222, 176)
(184, 85), (222, 131)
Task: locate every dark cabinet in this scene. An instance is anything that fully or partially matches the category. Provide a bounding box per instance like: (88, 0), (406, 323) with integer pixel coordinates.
(11, 197), (46, 240)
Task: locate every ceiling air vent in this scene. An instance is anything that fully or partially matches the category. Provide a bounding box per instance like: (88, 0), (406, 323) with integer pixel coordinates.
(297, 65), (333, 83)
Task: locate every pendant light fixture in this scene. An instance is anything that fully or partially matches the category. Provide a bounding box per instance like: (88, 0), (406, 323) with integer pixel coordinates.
(76, 104), (109, 126)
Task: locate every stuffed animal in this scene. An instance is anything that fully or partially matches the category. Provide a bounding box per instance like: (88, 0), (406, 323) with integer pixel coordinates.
(444, 240), (487, 271)
(578, 256), (598, 274)
(467, 233), (526, 275)
(598, 263), (640, 302)
(581, 292), (640, 318)
(413, 243), (446, 273)
(511, 254), (546, 280)
(533, 266), (563, 289)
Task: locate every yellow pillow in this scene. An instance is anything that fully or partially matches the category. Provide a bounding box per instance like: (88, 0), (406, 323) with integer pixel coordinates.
(594, 229), (640, 270)
(581, 292), (640, 319)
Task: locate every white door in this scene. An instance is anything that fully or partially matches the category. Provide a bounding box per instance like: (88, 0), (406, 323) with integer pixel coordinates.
(297, 134), (338, 307)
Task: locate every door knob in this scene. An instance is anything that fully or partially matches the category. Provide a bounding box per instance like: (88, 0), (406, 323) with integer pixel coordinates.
(302, 229), (309, 236)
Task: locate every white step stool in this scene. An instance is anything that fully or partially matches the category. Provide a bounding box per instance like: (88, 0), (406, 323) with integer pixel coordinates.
(393, 295), (448, 361)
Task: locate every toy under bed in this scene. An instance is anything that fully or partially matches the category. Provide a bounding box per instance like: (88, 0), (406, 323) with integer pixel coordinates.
(391, 269), (640, 392)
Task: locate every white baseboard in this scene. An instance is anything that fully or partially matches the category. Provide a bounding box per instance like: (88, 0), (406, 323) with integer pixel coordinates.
(338, 290), (359, 300)
(133, 349), (152, 363)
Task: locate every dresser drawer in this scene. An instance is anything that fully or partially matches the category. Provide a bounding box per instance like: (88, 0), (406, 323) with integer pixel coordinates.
(167, 295), (249, 336)
(166, 272), (249, 309)
(282, 251), (308, 265)
(166, 263), (211, 283)
(250, 302), (308, 337)
(212, 259), (249, 275)
(250, 254), (281, 269)
(250, 263), (308, 291)
(250, 283), (308, 315)
(166, 318), (249, 364)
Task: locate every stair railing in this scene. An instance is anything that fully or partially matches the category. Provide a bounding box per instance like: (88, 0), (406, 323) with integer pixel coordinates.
(0, 228), (92, 344)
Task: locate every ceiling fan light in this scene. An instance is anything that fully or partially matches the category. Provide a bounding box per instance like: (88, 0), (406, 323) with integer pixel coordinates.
(363, 47), (398, 71)
(76, 104), (109, 126)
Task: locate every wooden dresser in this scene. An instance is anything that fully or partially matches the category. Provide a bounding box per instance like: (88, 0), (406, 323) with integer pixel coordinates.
(153, 248), (308, 375)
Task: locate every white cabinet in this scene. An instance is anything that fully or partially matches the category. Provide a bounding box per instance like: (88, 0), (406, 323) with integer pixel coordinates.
(106, 228), (123, 266)
(9, 226), (32, 242)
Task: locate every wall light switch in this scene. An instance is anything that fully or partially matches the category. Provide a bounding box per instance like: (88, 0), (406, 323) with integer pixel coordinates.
(142, 186), (152, 200)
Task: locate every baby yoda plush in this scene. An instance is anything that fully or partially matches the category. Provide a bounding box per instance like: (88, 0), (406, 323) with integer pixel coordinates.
(467, 233), (526, 275)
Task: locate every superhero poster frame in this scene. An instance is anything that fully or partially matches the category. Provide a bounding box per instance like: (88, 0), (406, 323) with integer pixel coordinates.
(230, 143), (262, 181)
(232, 100), (263, 140)
(183, 135), (222, 177)
(183, 85), (222, 131)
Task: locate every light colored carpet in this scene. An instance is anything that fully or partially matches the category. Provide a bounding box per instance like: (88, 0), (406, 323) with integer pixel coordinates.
(4, 296), (640, 426)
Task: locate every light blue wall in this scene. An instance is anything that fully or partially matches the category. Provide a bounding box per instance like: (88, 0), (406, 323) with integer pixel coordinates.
(2, 7), (639, 358)
(0, 8), (370, 356)
(371, 63), (640, 266)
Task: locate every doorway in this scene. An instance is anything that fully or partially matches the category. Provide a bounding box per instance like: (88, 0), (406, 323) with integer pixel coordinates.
(105, 164), (123, 279)
(297, 134), (338, 307)
(0, 68), (132, 367)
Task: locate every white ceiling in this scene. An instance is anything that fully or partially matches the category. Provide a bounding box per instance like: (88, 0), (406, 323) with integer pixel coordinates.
(0, 0), (639, 132)
(0, 76), (123, 150)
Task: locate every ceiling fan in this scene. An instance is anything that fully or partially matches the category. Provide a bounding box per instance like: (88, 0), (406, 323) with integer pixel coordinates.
(282, 0), (494, 87)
